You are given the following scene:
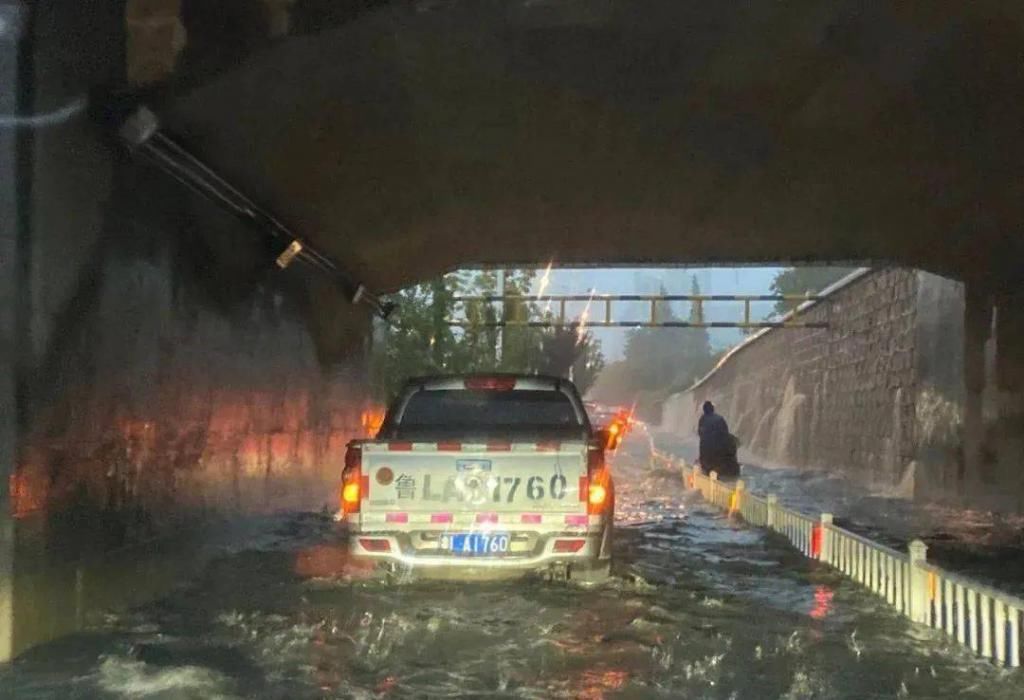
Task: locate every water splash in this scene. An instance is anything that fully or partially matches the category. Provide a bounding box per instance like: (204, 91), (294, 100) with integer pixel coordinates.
(96, 656), (238, 699)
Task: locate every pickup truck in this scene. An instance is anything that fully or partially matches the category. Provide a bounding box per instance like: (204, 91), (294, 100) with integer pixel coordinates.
(338, 374), (614, 582)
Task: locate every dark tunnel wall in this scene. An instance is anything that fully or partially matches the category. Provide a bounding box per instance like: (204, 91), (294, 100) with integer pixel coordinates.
(14, 146), (371, 540)
(2, 1), (373, 656)
(14, 0), (375, 524)
(13, 190), (370, 530)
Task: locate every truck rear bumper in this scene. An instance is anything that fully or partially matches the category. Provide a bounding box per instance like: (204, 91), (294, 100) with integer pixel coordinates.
(345, 527), (610, 575)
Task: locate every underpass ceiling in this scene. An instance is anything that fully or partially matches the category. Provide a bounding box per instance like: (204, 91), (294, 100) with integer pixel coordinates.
(150, 0), (1024, 292)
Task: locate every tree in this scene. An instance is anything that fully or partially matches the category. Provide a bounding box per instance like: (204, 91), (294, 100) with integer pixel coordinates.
(370, 269), (605, 401)
(616, 276), (716, 410)
(570, 330), (605, 396)
(536, 327), (605, 395)
(587, 360), (634, 405)
(429, 276), (454, 368)
(770, 266), (858, 315)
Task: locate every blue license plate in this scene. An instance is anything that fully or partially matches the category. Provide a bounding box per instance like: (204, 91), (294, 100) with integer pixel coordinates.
(447, 533), (511, 555)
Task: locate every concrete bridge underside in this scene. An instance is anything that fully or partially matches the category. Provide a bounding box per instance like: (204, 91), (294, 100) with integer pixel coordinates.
(2, 0), (1024, 659)
(144, 0), (1024, 292)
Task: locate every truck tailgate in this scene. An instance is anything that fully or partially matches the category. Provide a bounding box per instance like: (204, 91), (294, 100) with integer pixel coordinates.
(360, 441), (588, 516)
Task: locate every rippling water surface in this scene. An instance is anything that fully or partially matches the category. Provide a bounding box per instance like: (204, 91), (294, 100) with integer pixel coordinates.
(2, 435), (1022, 699)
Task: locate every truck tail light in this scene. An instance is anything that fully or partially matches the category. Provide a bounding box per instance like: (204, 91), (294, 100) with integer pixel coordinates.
(464, 376), (516, 391)
(587, 443), (611, 515)
(341, 445), (365, 515)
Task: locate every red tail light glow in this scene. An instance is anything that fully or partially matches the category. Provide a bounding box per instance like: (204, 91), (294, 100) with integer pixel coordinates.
(464, 376), (516, 391)
(341, 445), (364, 515)
(587, 443), (611, 515)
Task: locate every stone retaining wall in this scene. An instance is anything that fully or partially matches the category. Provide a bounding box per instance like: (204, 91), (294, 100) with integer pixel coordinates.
(662, 269), (964, 497)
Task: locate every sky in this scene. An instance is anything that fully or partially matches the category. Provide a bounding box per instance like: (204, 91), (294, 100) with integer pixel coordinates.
(530, 266), (785, 360)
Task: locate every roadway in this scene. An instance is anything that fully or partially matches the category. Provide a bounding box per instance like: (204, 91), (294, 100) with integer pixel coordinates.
(2, 432), (1021, 698)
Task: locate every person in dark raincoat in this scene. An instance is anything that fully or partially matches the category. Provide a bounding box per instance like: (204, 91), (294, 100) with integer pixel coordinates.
(697, 401), (740, 478)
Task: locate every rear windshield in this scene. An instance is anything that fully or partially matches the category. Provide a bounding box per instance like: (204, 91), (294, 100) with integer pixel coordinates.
(391, 389), (586, 439)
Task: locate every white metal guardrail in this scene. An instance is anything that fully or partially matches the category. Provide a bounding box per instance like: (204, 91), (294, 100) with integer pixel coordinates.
(662, 454), (1024, 667)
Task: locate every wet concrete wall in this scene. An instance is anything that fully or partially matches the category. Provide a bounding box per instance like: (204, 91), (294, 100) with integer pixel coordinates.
(2, 0), (371, 658)
(12, 30), (368, 543)
(912, 271), (966, 499)
(662, 269), (967, 501)
(1, 1), (28, 662)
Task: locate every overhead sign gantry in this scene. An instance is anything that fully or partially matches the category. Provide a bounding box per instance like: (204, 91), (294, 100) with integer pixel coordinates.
(445, 294), (829, 329)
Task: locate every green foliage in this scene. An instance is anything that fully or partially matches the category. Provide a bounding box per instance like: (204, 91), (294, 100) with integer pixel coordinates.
(593, 275), (716, 409)
(770, 266), (858, 315)
(536, 327), (605, 395)
(370, 270), (605, 401)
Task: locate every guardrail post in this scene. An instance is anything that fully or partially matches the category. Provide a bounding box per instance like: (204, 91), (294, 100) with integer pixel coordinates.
(731, 480), (744, 516)
(908, 539), (930, 624)
(819, 513), (833, 563)
(766, 494), (778, 529)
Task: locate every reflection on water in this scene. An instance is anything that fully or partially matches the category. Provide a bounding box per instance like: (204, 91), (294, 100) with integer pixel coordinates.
(810, 586), (834, 621)
(1, 434), (1023, 698)
(654, 432), (1024, 597)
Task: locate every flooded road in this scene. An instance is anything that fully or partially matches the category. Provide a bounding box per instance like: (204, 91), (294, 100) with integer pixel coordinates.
(3, 435), (1023, 699)
(653, 432), (1024, 598)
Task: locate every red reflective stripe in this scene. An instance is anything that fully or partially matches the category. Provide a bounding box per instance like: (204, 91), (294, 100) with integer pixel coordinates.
(578, 476), (588, 502)
(437, 441), (462, 452)
(431, 513), (453, 524)
(553, 539), (586, 553)
(476, 513), (498, 524)
(385, 513), (408, 524)
(389, 442), (413, 451)
(360, 474), (370, 500)
(536, 441), (560, 451)
(565, 514), (588, 526)
(487, 441), (512, 452)
(521, 513), (542, 524)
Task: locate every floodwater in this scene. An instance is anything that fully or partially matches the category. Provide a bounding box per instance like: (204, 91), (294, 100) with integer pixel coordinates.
(653, 432), (1024, 598)
(3, 435), (1023, 699)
